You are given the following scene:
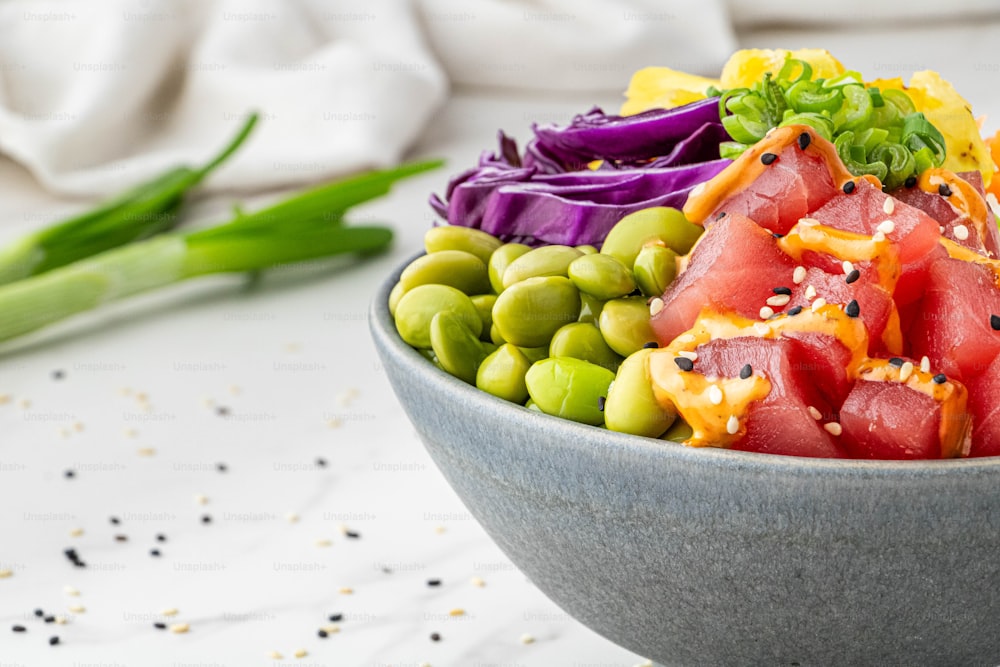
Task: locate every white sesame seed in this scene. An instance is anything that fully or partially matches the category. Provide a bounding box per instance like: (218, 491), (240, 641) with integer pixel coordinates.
(169, 623), (189, 634)
(69, 528), (84, 538)
(876, 219), (895, 235)
(920, 356), (931, 373)
(339, 587), (354, 595)
(0, 394), (9, 405)
(285, 512), (299, 524)
(708, 385), (724, 405)
(824, 422), (843, 436)
(882, 198), (895, 215)
(939, 225), (946, 233)
(327, 417), (343, 428)
(872, 231), (886, 242)
(520, 633), (536, 645)
(161, 608), (179, 617)
(0, 569), (12, 579)
(449, 608), (465, 617)
(194, 494), (209, 506)
(267, 651), (283, 660)
(690, 182), (707, 198)
(294, 649), (308, 658)
(323, 623), (341, 634)
(316, 539), (332, 547)
(766, 294), (791, 307)
(68, 605), (85, 614)
(752, 323), (770, 336)
(677, 350), (698, 361)
(54, 616), (67, 625)
(17, 399), (30, 409)
(759, 306), (775, 319)
(899, 361), (915, 382)
(649, 297), (665, 317)
(954, 224), (970, 241)
(804, 284), (817, 300)
(841, 260), (854, 275)
(811, 298), (827, 312)
(726, 415), (740, 435)
(64, 586), (79, 596)
(137, 447), (156, 457)
(807, 406), (822, 420)
(470, 576), (486, 587)
(798, 217), (819, 227)
(793, 266), (807, 284)
(677, 333), (697, 344)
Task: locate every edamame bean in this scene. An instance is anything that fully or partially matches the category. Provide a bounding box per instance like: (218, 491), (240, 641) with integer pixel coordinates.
(492, 276), (581, 348)
(604, 349), (677, 437)
(501, 245), (582, 289)
(424, 226), (502, 264)
(601, 207), (702, 268)
(399, 250), (491, 295)
(633, 245), (678, 297)
(518, 345), (550, 364)
(598, 296), (657, 357)
(470, 294), (497, 341)
(578, 292), (605, 326)
(567, 253), (636, 300)
(488, 243), (531, 293)
(490, 323), (507, 345)
(525, 357), (615, 426)
(476, 344), (532, 403)
(394, 284), (482, 348)
(430, 311), (491, 384)
(549, 322), (622, 371)
(576, 245), (598, 255)
(388, 281), (405, 317)
(662, 418), (693, 443)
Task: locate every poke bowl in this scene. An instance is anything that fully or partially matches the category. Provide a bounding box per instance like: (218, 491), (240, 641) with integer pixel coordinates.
(371, 49), (1000, 665)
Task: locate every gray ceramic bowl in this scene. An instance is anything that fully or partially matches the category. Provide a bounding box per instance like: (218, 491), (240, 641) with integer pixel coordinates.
(371, 259), (1000, 667)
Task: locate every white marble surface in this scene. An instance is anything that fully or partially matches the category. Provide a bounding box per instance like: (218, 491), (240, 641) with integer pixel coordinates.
(2, 20), (1000, 667)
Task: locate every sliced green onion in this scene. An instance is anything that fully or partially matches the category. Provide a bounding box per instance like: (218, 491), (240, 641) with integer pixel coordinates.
(870, 143), (917, 189)
(785, 80), (843, 114)
(902, 112), (947, 165)
(0, 114), (260, 285)
(0, 160), (442, 344)
(832, 85), (873, 132)
(776, 58), (812, 84)
(778, 111), (835, 141)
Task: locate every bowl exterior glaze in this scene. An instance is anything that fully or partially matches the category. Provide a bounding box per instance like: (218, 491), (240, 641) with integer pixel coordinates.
(371, 265), (1000, 667)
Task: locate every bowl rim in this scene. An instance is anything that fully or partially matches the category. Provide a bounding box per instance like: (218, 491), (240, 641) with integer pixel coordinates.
(371, 252), (1000, 478)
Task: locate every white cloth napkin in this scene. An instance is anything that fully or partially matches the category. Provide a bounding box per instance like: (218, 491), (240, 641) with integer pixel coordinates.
(0, 0), (738, 197)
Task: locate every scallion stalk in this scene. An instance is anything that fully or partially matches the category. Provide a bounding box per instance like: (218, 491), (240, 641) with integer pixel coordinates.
(0, 113), (260, 285)
(0, 159), (442, 343)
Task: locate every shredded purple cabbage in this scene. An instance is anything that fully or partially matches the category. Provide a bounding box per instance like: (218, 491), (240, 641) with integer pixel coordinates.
(429, 99), (731, 246)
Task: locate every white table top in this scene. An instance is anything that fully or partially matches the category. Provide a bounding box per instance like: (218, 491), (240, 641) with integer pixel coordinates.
(2, 21), (1000, 666)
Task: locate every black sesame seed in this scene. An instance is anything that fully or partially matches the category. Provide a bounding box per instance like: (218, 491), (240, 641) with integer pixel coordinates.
(673, 357), (694, 372)
(888, 357), (904, 368)
(153, 622), (167, 630)
(114, 535), (128, 543)
(845, 300), (860, 318)
(201, 514), (212, 524)
(381, 567), (392, 574)
(328, 613), (343, 622)
(904, 175), (917, 188)
(427, 579), (442, 587)
(933, 374), (948, 384)
(597, 396), (606, 412)
(642, 341), (659, 349)
(715, 211), (726, 221)
(772, 232), (784, 239)
(845, 269), (861, 284)
(315, 458), (328, 468)
(63, 470), (75, 479)
(216, 462), (228, 472)
(12, 625), (25, 632)
(215, 406), (230, 417)
(109, 517), (120, 525)
(156, 534), (167, 543)
(797, 132), (811, 150)
(842, 181), (856, 194)
(991, 314), (1000, 331)
(430, 632), (441, 642)
(44, 616), (54, 624)
(345, 530), (360, 539)
(51, 370), (65, 380)
(761, 152), (778, 165)
(739, 364), (752, 380)
(150, 549), (161, 557)
(318, 629), (328, 638)
(787, 305), (803, 316)
(939, 183), (952, 197)
(772, 286), (792, 296)
(49, 636), (60, 646)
